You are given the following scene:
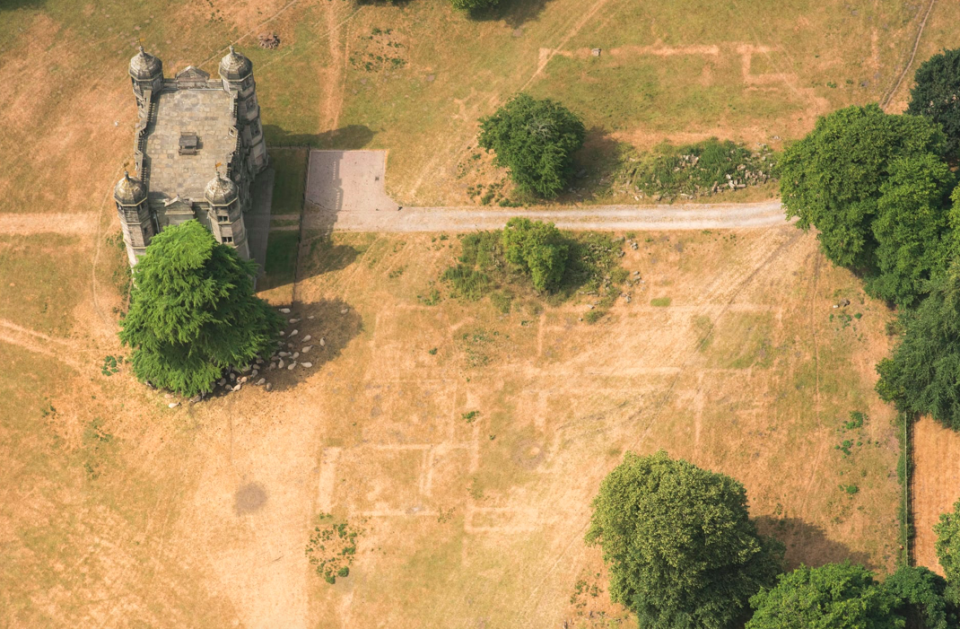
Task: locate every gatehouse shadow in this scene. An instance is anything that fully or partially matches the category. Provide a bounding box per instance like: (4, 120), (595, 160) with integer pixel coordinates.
(755, 515), (875, 571)
(263, 124), (376, 149)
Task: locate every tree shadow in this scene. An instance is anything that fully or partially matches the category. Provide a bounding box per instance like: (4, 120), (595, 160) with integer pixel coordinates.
(262, 297), (363, 393)
(556, 126), (627, 204)
(755, 516), (876, 571)
(468, 0), (559, 28)
(262, 124), (376, 149)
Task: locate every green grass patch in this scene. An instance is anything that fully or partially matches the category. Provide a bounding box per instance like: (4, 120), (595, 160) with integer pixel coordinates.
(650, 297), (672, 307)
(260, 230), (300, 290)
(268, 149), (308, 215)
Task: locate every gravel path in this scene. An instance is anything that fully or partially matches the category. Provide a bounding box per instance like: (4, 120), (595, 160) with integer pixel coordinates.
(304, 199), (792, 233)
(304, 149), (791, 233)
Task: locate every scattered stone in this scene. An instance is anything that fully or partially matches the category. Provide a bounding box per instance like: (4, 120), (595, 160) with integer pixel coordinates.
(319, 338), (326, 347)
(278, 359), (285, 369)
(591, 47), (602, 56)
(302, 335), (312, 342)
(239, 376), (248, 384)
(218, 378), (226, 386)
(268, 363), (276, 370)
(292, 352), (300, 359)
(287, 362), (297, 370)
(234, 383), (242, 392)
(258, 32), (280, 49)
(588, 305), (595, 310)
(302, 346), (313, 353)
(301, 362), (313, 368)
(840, 298), (851, 307)
(279, 308), (291, 314)
(168, 402), (179, 408)
(279, 351), (290, 357)
(224, 385), (233, 392)
(229, 373), (236, 381)
(191, 394), (203, 403)
(289, 318), (300, 323)
(256, 378), (265, 385)
(241, 365), (252, 373)
(289, 329), (299, 337)
(307, 315), (314, 320)
(340, 308), (348, 314)
(265, 383), (273, 391)
(279, 331), (285, 336)
(164, 392), (173, 399)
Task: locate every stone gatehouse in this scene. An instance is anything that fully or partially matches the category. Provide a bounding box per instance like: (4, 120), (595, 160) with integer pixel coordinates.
(114, 45), (269, 266)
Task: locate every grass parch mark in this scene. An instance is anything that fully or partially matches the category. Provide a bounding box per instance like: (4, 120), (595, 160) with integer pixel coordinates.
(306, 513), (363, 584)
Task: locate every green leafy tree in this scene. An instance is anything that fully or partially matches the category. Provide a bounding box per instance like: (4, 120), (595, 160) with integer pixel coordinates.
(501, 217), (569, 292)
(780, 104), (946, 273)
(868, 154), (957, 307)
(450, 0), (499, 11)
(883, 565), (958, 629)
(876, 259), (960, 430)
(908, 48), (960, 161)
(747, 562), (900, 629)
(479, 94), (586, 198)
(119, 220), (284, 396)
(935, 498), (960, 584)
(585, 451), (783, 629)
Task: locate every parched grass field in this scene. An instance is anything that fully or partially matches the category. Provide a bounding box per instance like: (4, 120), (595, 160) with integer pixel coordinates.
(0, 0), (953, 626)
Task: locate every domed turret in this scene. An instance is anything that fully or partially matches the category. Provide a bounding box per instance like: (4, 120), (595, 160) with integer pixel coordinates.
(219, 45), (252, 81)
(114, 171), (148, 205)
(129, 46), (162, 81)
(205, 173), (238, 206)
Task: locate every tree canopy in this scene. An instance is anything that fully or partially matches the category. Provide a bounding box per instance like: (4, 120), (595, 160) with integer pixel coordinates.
(747, 562), (900, 629)
(450, 0), (499, 11)
(908, 48), (960, 162)
(479, 94), (586, 198)
(586, 451), (782, 629)
(779, 104), (946, 275)
(884, 565), (958, 629)
(876, 258), (960, 430)
(501, 217), (568, 292)
(119, 220), (284, 396)
(868, 153), (956, 307)
(935, 498), (960, 585)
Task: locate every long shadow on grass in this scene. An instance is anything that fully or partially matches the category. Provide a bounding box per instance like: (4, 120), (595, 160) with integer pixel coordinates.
(468, 0), (559, 28)
(559, 126), (628, 203)
(755, 516), (875, 571)
(263, 124), (376, 149)
(262, 297), (363, 393)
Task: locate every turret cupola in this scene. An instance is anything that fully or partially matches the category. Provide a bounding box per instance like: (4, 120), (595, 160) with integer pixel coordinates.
(219, 45), (253, 82)
(114, 171), (148, 206)
(204, 172), (239, 206)
(129, 46), (162, 81)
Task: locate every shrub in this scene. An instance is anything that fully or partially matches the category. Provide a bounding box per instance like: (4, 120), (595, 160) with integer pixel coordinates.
(479, 94), (586, 198)
(501, 217), (568, 292)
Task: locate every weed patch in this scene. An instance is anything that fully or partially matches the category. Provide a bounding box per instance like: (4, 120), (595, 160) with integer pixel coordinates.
(605, 139), (778, 202)
(305, 513), (363, 585)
